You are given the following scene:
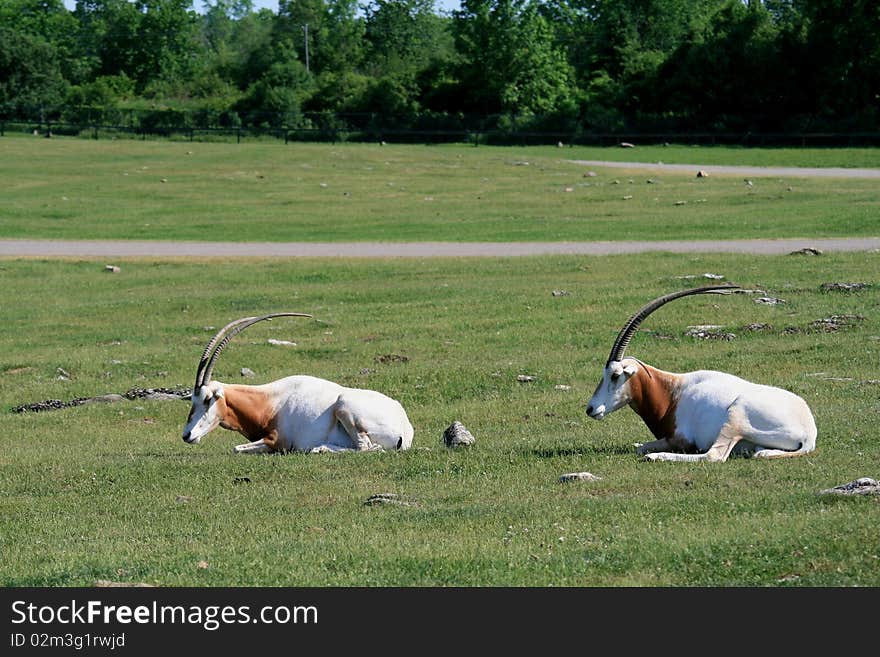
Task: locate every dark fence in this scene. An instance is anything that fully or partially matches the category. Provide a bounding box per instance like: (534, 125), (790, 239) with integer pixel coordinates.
(3, 106), (880, 147)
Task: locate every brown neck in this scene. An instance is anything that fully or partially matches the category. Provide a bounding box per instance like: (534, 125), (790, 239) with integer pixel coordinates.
(626, 364), (681, 440)
(218, 385), (276, 440)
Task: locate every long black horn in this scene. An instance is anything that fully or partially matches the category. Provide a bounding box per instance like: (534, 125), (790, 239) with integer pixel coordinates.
(198, 313), (313, 387)
(195, 316), (257, 389)
(607, 284), (740, 365)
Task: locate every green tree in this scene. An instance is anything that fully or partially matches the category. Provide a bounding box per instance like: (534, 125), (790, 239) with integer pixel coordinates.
(800, 0), (880, 128)
(1, 0), (91, 84)
(133, 0), (202, 95)
(453, 0), (574, 116)
(0, 27), (68, 118)
(653, 1), (784, 131)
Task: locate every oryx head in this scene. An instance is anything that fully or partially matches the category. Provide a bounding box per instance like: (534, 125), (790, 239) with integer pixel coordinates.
(585, 284), (739, 420)
(182, 312), (312, 444)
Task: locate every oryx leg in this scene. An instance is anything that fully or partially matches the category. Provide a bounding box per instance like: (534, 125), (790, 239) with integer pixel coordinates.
(334, 404), (383, 452)
(233, 430), (281, 455)
(645, 412), (745, 463)
(636, 438), (673, 456)
(751, 446), (813, 459)
(309, 444), (357, 454)
(233, 439), (272, 454)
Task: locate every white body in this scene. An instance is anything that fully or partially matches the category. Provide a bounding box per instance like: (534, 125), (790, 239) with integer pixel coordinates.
(183, 374), (414, 454)
(669, 370), (817, 456)
(586, 359), (817, 462)
(269, 375), (414, 452)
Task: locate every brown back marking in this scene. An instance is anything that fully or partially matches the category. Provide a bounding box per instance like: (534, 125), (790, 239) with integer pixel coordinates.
(626, 364), (682, 441)
(218, 385), (278, 441)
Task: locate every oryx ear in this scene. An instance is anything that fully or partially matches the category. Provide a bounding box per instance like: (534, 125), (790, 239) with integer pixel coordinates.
(622, 363), (638, 378)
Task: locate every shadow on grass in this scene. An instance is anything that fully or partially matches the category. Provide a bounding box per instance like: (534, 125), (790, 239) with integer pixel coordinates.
(528, 443), (635, 458)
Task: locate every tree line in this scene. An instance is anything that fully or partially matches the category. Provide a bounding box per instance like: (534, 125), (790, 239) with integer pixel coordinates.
(2, 0), (878, 138)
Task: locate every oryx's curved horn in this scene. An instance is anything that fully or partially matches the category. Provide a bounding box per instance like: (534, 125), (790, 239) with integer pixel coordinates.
(195, 316), (257, 389)
(197, 313), (313, 387)
(607, 284), (740, 365)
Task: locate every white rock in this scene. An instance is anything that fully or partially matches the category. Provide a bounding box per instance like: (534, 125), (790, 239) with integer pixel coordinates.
(443, 421), (475, 447)
(559, 472), (602, 483)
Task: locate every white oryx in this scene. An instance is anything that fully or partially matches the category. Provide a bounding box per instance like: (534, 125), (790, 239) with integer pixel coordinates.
(182, 313), (414, 454)
(585, 285), (817, 462)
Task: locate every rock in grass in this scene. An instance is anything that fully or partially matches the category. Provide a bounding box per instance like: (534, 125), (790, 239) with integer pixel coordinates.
(819, 478), (880, 496)
(443, 421), (475, 447)
(559, 472), (602, 483)
(364, 493), (414, 507)
(820, 282), (869, 292)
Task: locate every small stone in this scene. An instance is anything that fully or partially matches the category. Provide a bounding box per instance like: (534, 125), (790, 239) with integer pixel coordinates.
(175, 495), (193, 504)
(819, 478), (880, 496)
(551, 290), (570, 297)
(810, 314), (866, 331)
(240, 367), (256, 378)
(744, 323), (773, 332)
(685, 325), (736, 341)
(375, 353), (409, 364)
(105, 265), (121, 273)
(56, 367), (72, 380)
(516, 374), (536, 383)
(267, 339), (296, 346)
(696, 170), (709, 178)
(754, 296), (786, 305)
(620, 142), (635, 148)
(821, 282), (869, 292)
(364, 493), (414, 507)
(443, 421), (476, 447)
(197, 561), (209, 569)
(702, 273), (724, 280)
(559, 472), (602, 483)
(789, 247), (823, 256)
(674, 200), (687, 206)
(554, 384), (571, 391)
(584, 171), (597, 178)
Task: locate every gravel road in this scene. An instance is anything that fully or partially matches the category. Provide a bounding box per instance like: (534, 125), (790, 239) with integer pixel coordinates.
(569, 159), (880, 179)
(0, 237), (877, 257)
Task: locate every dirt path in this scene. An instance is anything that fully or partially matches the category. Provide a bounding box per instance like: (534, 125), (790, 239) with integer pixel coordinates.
(1, 237), (877, 257)
(569, 159), (880, 179)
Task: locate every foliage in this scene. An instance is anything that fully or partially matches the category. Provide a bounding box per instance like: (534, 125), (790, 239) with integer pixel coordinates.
(0, 27), (68, 117)
(0, 1), (878, 132)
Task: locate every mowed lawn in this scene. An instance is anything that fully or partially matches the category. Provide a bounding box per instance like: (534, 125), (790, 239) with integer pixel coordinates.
(1, 136), (879, 242)
(1, 253), (878, 586)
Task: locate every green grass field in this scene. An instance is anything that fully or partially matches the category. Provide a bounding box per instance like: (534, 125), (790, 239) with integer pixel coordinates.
(2, 137), (879, 242)
(1, 253), (878, 586)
